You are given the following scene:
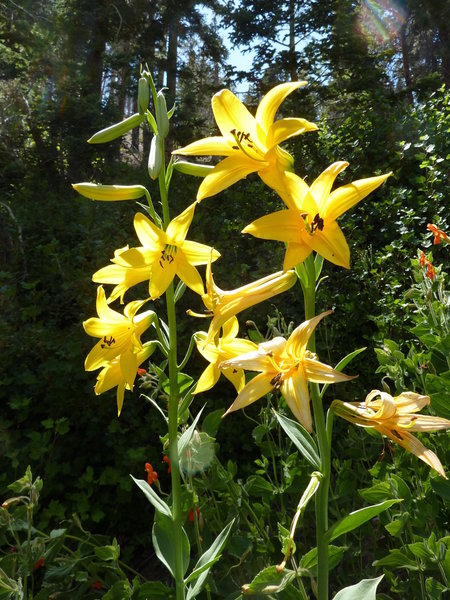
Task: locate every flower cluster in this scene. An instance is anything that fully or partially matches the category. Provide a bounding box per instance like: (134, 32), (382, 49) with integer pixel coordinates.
(76, 77), (448, 477)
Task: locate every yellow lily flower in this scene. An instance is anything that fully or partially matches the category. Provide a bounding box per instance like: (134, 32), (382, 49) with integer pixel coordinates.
(220, 311), (354, 432)
(172, 82), (317, 201)
(93, 202), (220, 302)
(95, 342), (156, 416)
(84, 285), (154, 370)
(332, 390), (450, 478)
(243, 162), (391, 269)
(188, 257), (297, 346)
(193, 317), (258, 394)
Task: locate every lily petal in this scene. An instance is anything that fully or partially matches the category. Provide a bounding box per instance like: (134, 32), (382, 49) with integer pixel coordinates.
(176, 253), (205, 296)
(224, 372), (274, 415)
(309, 221), (350, 269)
(285, 311), (332, 360)
(166, 202), (196, 243)
(182, 241), (220, 265)
(194, 362), (220, 394)
(149, 257), (177, 299)
(255, 81), (307, 133)
(134, 212), (165, 248)
(197, 155), (259, 201)
(243, 209), (303, 243)
(304, 358), (355, 384)
(282, 370), (312, 432)
(310, 161), (349, 213)
(283, 242), (313, 271)
(267, 117), (317, 147)
(324, 172), (392, 222)
(212, 89), (263, 151)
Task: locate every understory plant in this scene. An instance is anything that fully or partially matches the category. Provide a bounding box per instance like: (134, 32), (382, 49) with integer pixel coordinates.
(70, 69), (450, 600)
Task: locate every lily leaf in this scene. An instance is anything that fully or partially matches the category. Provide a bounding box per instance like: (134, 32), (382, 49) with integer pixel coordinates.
(321, 347), (366, 398)
(326, 499), (401, 542)
(130, 476), (172, 518)
(178, 405), (206, 461)
(152, 511), (190, 578)
(273, 411), (320, 469)
(241, 566), (296, 595)
(185, 519), (234, 599)
(333, 575), (384, 599)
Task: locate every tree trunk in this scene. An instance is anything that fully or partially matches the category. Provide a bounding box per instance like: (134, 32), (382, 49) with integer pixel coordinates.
(399, 23), (413, 104)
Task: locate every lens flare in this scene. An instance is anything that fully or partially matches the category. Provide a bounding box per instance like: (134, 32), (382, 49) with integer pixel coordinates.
(356, 1), (407, 46)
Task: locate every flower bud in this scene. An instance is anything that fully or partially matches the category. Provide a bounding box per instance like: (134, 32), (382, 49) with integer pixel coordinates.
(148, 134), (164, 180)
(156, 91), (170, 138)
(72, 183), (148, 201)
(173, 160), (215, 178)
(88, 113), (145, 144)
(138, 77), (150, 115)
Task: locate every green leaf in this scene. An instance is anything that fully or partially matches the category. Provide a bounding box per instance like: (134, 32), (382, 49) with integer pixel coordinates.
(202, 408), (225, 438)
(241, 566), (296, 595)
(132, 581), (176, 599)
(431, 478), (450, 501)
(178, 406), (205, 460)
(131, 476), (172, 518)
(94, 538), (120, 561)
(152, 511), (190, 578)
(273, 411), (320, 469)
(321, 347), (366, 398)
(373, 549), (418, 570)
(244, 475), (274, 497)
(333, 575), (384, 599)
(300, 545), (347, 576)
(103, 580), (132, 599)
(185, 519), (234, 599)
(88, 113), (145, 143)
(326, 500), (401, 542)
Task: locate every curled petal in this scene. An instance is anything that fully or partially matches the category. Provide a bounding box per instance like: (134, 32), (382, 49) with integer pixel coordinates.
(224, 373), (274, 415)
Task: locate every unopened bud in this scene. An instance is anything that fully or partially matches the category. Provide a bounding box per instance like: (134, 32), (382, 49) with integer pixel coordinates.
(72, 183), (148, 201)
(138, 77), (150, 115)
(88, 113), (145, 144)
(173, 160), (215, 178)
(156, 91), (169, 138)
(148, 135), (163, 180)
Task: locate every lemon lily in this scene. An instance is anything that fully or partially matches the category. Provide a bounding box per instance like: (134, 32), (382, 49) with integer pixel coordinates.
(193, 317), (258, 394)
(188, 257), (297, 346)
(84, 286), (155, 414)
(93, 202), (220, 302)
(95, 342), (156, 416)
(220, 311), (354, 431)
(243, 162), (391, 270)
(332, 390), (450, 478)
(172, 82), (317, 201)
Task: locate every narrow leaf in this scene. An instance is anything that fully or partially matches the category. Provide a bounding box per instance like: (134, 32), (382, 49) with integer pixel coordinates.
(333, 575), (384, 599)
(326, 499), (401, 542)
(152, 512), (190, 578)
(185, 520), (234, 599)
(273, 411), (320, 469)
(178, 406), (205, 460)
(321, 347), (366, 398)
(131, 476), (172, 518)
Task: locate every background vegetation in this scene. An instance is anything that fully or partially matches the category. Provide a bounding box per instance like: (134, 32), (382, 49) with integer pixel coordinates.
(0, 0), (448, 597)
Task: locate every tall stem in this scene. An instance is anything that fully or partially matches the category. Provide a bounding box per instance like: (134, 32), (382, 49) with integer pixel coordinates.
(159, 149), (185, 600)
(303, 254), (330, 600)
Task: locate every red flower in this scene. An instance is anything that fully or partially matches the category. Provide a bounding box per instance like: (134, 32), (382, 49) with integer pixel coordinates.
(188, 507), (200, 522)
(91, 580), (103, 590)
(145, 462), (158, 485)
(427, 223), (449, 245)
(163, 455), (171, 473)
(137, 367), (147, 377)
(33, 557), (45, 571)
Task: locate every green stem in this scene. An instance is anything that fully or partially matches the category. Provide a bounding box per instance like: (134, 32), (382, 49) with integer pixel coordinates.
(303, 253), (330, 600)
(159, 146), (185, 600)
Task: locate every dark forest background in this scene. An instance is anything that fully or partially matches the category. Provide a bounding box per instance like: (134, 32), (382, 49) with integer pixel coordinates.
(1, 0), (449, 584)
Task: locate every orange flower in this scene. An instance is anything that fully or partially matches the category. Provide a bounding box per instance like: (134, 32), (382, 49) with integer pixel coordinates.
(163, 455), (171, 473)
(137, 367), (147, 377)
(419, 250), (426, 267)
(426, 261), (435, 280)
(427, 223), (449, 245)
(33, 557), (45, 571)
(144, 462), (158, 485)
